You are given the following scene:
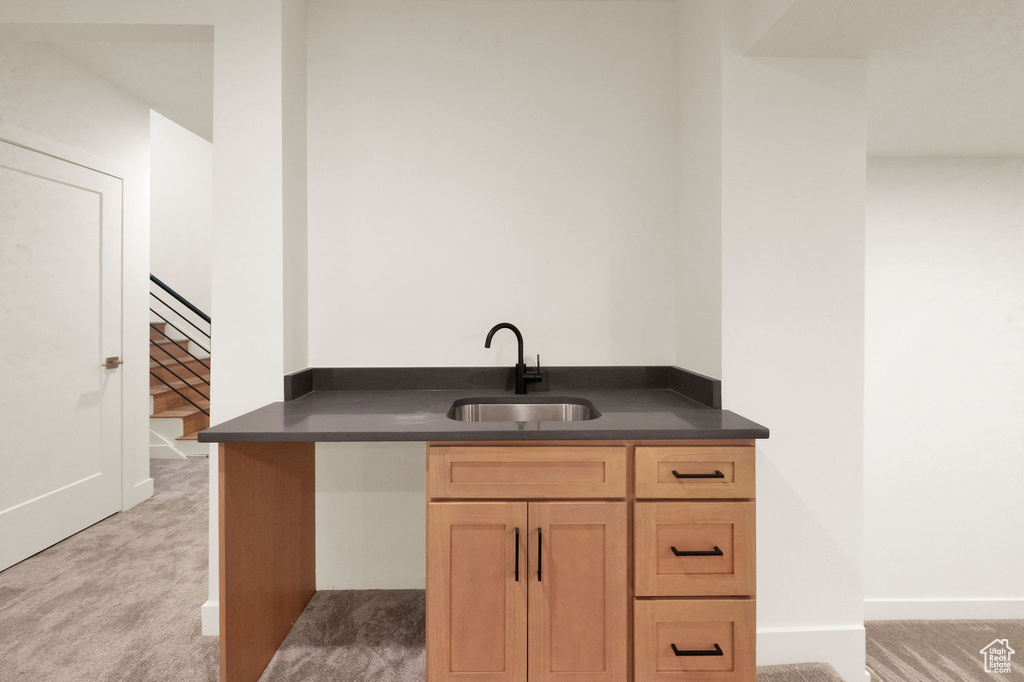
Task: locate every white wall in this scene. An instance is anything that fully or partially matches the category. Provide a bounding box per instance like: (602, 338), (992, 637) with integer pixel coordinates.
(306, 0), (678, 370)
(150, 110), (212, 312)
(864, 158), (1024, 620)
(0, 0), (211, 25)
(720, 52), (868, 681)
(0, 40), (153, 510)
(205, 0), (308, 635)
(675, 0), (724, 378)
(282, 0), (309, 374)
(305, 0), (680, 590)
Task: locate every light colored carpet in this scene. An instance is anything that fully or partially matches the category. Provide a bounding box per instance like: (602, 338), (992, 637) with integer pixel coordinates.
(867, 619), (1024, 681)
(259, 590), (425, 682)
(757, 662), (846, 681)
(0, 459), (218, 682)
(259, 589), (846, 682)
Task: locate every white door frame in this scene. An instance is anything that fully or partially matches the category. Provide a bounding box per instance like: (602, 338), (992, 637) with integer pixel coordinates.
(0, 119), (153, 512)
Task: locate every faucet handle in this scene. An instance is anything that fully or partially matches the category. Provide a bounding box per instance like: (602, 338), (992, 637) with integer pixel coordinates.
(524, 354), (544, 384)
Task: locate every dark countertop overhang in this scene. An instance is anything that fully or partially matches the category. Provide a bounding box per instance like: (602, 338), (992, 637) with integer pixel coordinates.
(199, 366), (769, 443)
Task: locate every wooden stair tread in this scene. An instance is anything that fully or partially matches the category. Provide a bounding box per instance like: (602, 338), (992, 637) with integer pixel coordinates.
(149, 346), (208, 360)
(177, 431), (203, 441)
(150, 375), (208, 393)
(152, 405), (209, 418)
(151, 338), (210, 353)
(150, 359), (210, 371)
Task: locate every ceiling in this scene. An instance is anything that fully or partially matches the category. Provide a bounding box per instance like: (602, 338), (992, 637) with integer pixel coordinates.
(748, 0), (1024, 157)
(0, 22), (214, 142)
(48, 39), (213, 141)
(7, 2), (1021, 155)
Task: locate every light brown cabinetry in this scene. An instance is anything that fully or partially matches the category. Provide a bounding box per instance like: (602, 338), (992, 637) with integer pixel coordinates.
(635, 445), (754, 499)
(427, 444), (627, 499)
(634, 442), (756, 682)
(529, 502), (627, 682)
(635, 599), (755, 682)
(426, 502), (527, 681)
(427, 441), (756, 682)
(634, 501), (755, 597)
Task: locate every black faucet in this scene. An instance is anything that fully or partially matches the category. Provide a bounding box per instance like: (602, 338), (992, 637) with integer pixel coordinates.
(485, 322), (543, 395)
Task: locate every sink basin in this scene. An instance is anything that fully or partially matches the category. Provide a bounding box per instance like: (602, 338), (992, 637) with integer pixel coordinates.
(447, 397), (600, 423)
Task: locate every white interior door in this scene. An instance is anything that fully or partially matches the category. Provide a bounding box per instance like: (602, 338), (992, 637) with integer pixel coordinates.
(0, 138), (123, 571)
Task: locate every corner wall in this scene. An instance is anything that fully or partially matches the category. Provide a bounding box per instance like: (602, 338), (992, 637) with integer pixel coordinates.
(206, 0), (293, 634)
(675, 0), (724, 378)
(150, 110), (213, 312)
(864, 158), (1024, 619)
(720, 53), (868, 681)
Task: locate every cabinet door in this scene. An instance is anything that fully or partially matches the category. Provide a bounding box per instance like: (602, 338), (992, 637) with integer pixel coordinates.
(427, 502), (527, 681)
(528, 502), (627, 682)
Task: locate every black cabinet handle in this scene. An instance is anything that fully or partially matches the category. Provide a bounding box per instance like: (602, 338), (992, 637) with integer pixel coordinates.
(671, 643), (723, 657)
(672, 469), (725, 479)
(671, 545), (723, 557)
(514, 527), (520, 581)
(537, 528), (542, 581)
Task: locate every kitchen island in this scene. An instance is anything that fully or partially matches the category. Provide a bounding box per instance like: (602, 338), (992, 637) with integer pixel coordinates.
(200, 366), (768, 682)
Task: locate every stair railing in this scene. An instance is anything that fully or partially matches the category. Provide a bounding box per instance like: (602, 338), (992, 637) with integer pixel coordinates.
(149, 274), (211, 417)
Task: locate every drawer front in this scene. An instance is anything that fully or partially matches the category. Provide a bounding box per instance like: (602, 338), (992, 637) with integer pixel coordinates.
(634, 599), (755, 682)
(635, 446), (754, 499)
(634, 502), (754, 597)
(427, 445), (627, 499)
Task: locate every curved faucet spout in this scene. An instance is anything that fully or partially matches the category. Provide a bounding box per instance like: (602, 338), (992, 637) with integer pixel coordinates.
(484, 322), (542, 394)
(484, 322), (524, 365)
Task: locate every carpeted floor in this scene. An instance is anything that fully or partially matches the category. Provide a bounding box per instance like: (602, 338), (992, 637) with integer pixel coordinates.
(259, 588), (847, 682)
(867, 619), (1024, 681)
(6, 459), (1018, 682)
(0, 459), (218, 682)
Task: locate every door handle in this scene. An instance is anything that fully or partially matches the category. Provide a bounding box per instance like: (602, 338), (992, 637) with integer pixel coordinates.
(671, 545), (724, 557)
(103, 356), (123, 369)
(537, 528), (542, 581)
(672, 469), (724, 479)
(671, 643), (723, 657)
(514, 527), (520, 581)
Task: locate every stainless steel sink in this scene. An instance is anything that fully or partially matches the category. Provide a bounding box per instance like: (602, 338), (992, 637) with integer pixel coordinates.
(447, 397), (600, 423)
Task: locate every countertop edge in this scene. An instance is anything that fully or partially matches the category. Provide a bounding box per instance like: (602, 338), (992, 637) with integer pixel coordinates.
(199, 428), (769, 443)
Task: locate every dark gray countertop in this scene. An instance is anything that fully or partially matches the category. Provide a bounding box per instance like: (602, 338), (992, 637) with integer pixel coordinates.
(199, 366), (769, 443)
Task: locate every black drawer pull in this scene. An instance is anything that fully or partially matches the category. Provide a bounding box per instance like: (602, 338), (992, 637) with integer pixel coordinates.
(671, 545), (723, 557)
(537, 528), (542, 581)
(672, 643), (723, 657)
(514, 527), (520, 581)
(672, 469), (724, 479)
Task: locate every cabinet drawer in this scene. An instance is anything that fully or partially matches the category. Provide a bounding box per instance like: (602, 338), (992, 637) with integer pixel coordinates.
(634, 599), (755, 682)
(634, 502), (755, 596)
(635, 446), (754, 499)
(427, 445), (627, 499)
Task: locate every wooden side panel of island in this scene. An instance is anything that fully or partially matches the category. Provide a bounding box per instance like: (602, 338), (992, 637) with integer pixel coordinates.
(219, 442), (316, 682)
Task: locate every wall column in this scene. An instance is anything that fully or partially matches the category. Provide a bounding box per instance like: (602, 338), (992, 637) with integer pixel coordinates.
(720, 52), (868, 681)
(205, 0), (307, 635)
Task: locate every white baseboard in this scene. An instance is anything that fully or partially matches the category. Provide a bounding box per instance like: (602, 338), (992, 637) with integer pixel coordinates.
(865, 598), (1024, 620)
(201, 599), (219, 636)
(758, 624), (869, 682)
(123, 477), (154, 510)
(149, 444), (188, 460)
(149, 424), (210, 458)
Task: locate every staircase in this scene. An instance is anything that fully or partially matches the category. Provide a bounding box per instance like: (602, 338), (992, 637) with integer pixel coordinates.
(148, 275), (211, 459)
